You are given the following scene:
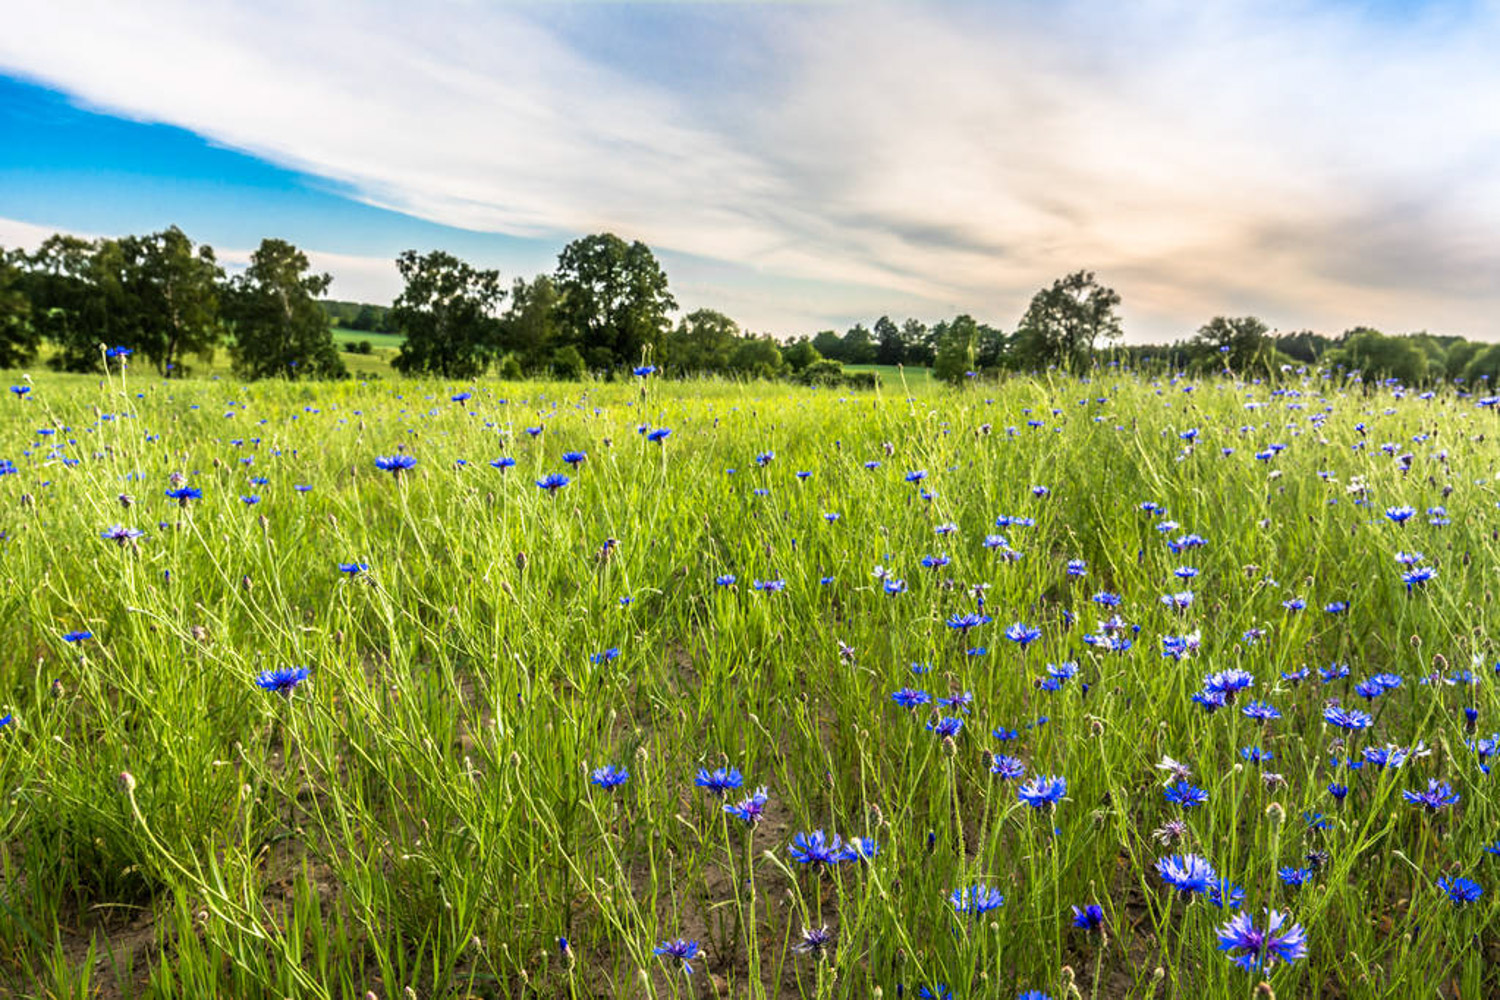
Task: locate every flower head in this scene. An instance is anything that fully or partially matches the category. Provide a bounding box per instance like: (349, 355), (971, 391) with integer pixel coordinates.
(1216, 910), (1308, 972)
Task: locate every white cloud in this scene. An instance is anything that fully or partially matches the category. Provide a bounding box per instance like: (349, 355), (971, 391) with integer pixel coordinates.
(3, 0), (1500, 339)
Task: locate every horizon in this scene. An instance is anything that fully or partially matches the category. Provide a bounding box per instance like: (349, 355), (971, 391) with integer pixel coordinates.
(3, 1), (1499, 343)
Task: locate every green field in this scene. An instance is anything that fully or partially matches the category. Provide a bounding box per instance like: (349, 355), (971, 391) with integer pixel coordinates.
(0, 368), (1495, 998)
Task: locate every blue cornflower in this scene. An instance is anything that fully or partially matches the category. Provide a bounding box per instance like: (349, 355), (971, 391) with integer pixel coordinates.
(1278, 867), (1313, 888)
(789, 830), (846, 868)
(590, 648), (620, 664)
(950, 884), (1006, 916)
(166, 486), (202, 505)
(0, 714), (10, 728)
(1071, 904), (1105, 931)
(1005, 622), (1042, 646)
(842, 836), (880, 862)
(338, 562), (369, 575)
(1328, 783), (1349, 802)
(927, 716), (963, 738)
(1216, 910), (1308, 972)
(562, 451), (587, 467)
(1160, 591), (1194, 611)
(752, 578), (786, 593)
(1402, 778), (1459, 813)
(938, 691), (974, 712)
(101, 525), (145, 545)
(1402, 566), (1437, 591)
(1017, 774), (1066, 808)
(1208, 880), (1246, 910)
(946, 611), (992, 632)
(892, 688), (931, 709)
(590, 765), (629, 789)
(647, 427), (671, 443)
(535, 473), (571, 492)
(904, 469), (926, 483)
(1240, 746), (1274, 764)
(653, 938), (700, 974)
(1066, 559), (1087, 576)
(1163, 782), (1209, 808)
(255, 666), (309, 695)
(62, 631), (92, 643)
(1017, 991), (1053, 1000)
(990, 754), (1025, 779)
(1157, 854), (1217, 895)
(374, 454), (417, 474)
(240, 494), (261, 505)
(1203, 669), (1254, 699)
(1385, 505), (1416, 524)
(1092, 591), (1121, 606)
(916, 986), (953, 999)
(695, 766), (744, 797)
(725, 787), (769, 825)
(714, 574), (736, 586)
(1323, 705), (1374, 731)
(633, 365), (657, 377)
(1324, 601), (1349, 614)
(883, 578), (908, 595)
(1242, 701), (1281, 721)
(490, 457), (516, 471)
(525, 426), (544, 437)
(1437, 876), (1483, 905)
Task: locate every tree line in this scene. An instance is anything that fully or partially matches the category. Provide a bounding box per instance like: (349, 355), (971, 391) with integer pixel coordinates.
(3, 225), (1497, 386)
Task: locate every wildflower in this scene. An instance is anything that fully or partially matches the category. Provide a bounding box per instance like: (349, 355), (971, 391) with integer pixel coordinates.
(1323, 705), (1374, 731)
(714, 574), (736, 586)
(1437, 875), (1483, 905)
(1208, 880), (1245, 910)
(1164, 782), (1209, 808)
(633, 365), (657, 377)
(1157, 854), (1217, 895)
(990, 754), (1025, 779)
(590, 765), (629, 789)
(790, 830), (846, 868)
(1018, 774), (1067, 808)
(950, 884), (1006, 915)
(101, 525), (145, 545)
(792, 925), (832, 957)
(536, 473), (571, 492)
(1402, 778), (1459, 813)
(1156, 756), (1193, 782)
(590, 648), (620, 664)
(1152, 819), (1188, 845)
(165, 486), (202, 506)
(491, 457), (516, 471)
(374, 454), (417, 474)
(338, 562), (369, 575)
(1005, 622), (1042, 646)
(695, 767), (744, 797)
(562, 451), (587, 468)
(647, 427), (671, 443)
(725, 787), (768, 825)
(927, 716), (963, 738)
(254, 666), (309, 695)
(1066, 559), (1087, 577)
(1385, 505), (1416, 524)
(842, 836), (880, 861)
(752, 578), (786, 593)
(1071, 904), (1105, 931)
(1215, 910), (1308, 972)
(1279, 867), (1313, 888)
(62, 631), (92, 643)
(946, 612), (992, 632)
(892, 688), (931, 709)
(1242, 701), (1281, 722)
(653, 938), (700, 974)
(1402, 566), (1437, 591)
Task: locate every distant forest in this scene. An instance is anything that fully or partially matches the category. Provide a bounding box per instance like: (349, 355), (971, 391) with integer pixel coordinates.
(5, 225), (1499, 387)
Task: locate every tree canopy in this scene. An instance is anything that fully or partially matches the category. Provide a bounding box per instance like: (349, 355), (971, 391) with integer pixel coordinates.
(390, 250), (505, 379)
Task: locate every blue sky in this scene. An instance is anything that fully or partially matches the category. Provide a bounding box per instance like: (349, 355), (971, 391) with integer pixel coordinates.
(2, 0), (1499, 341)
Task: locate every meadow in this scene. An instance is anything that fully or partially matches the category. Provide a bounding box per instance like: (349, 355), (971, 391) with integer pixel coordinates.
(0, 365), (1496, 999)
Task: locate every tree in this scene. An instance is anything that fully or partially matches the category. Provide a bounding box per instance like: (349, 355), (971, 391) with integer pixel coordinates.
(0, 247), (39, 368)
(1325, 328), (1429, 385)
(782, 337), (822, 373)
(901, 318), (933, 366)
(553, 233), (675, 369)
(118, 226), (224, 376)
(26, 234), (121, 373)
(933, 314), (978, 384)
(665, 308), (739, 374)
(874, 316), (904, 365)
(1192, 315), (1271, 372)
(1012, 271), (1122, 371)
(727, 335), (784, 380)
(1445, 339), (1483, 380)
(975, 322), (1007, 368)
(841, 323), (877, 364)
(811, 329), (846, 362)
(225, 239), (346, 380)
(497, 274), (563, 372)
(390, 250), (505, 378)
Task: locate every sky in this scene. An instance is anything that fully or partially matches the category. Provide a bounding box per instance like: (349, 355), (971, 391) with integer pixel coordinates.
(1, 0), (1499, 343)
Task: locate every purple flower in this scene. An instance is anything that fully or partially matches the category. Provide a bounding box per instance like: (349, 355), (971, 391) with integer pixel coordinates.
(1216, 910), (1308, 972)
